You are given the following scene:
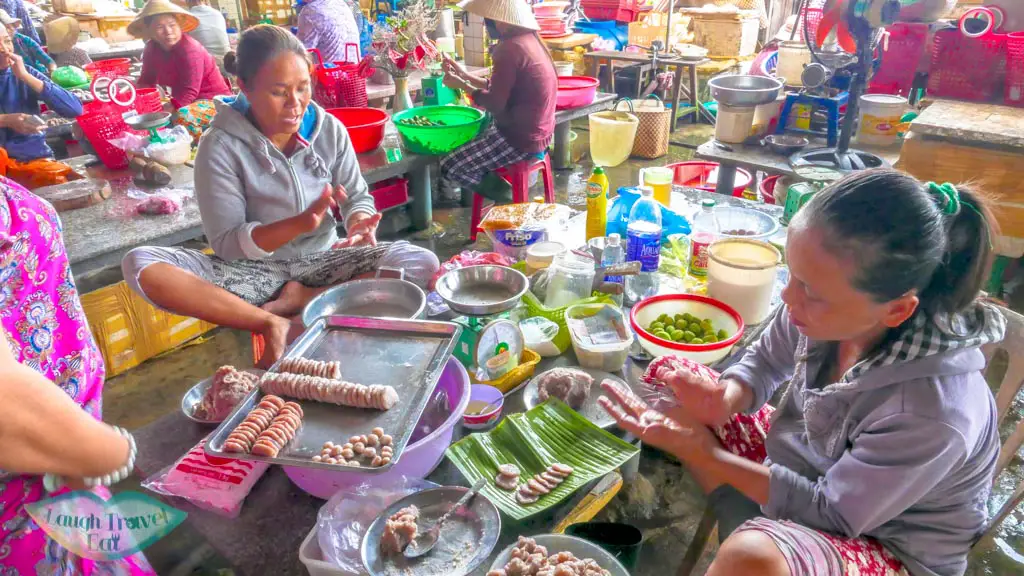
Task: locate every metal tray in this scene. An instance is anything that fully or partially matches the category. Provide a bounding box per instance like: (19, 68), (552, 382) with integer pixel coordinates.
(206, 316), (460, 473)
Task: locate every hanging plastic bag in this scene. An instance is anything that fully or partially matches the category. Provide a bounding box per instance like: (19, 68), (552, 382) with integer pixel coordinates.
(606, 186), (692, 239)
(316, 477), (438, 574)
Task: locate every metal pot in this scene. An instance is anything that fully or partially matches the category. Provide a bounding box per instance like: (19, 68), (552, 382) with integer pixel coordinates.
(301, 268), (426, 327)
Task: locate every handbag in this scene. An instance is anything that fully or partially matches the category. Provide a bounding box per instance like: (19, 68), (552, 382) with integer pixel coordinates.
(619, 95), (672, 159)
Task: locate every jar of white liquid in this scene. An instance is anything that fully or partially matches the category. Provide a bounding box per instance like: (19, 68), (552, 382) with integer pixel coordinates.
(545, 251), (596, 309)
(706, 239), (782, 325)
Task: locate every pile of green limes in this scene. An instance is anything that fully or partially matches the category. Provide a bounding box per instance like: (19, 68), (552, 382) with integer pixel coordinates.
(399, 115), (446, 127)
(647, 313), (729, 345)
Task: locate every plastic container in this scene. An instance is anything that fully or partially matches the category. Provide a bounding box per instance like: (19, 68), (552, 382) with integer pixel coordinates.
(573, 20), (628, 50)
(525, 241), (566, 275)
(556, 76), (600, 110)
(856, 94), (907, 147)
(77, 110), (132, 169)
(545, 250), (597, 308)
(463, 384), (503, 429)
(630, 294), (745, 365)
(326, 107), (388, 153)
(134, 88), (163, 114)
(283, 358), (469, 499)
(370, 177), (409, 211)
(392, 105), (486, 155)
(586, 166), (609, 241)
(639, 166), (673, 207)
(776, 40), (811, 86)
(707, 239), (782, 325)
(520, 316), (561, 357)
(534, 1), (569, 17)
(666, 161), (753, 197)
(583, 0), (640, 23)
(589, 110), (638, 167)
(566, 303), (632, 371)
(715, 104), (756, 144)
(760, 175), (781, 204)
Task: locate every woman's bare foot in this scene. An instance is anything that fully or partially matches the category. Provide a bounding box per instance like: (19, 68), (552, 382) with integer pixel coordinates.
(260, 281), (326, 317)
(256, 315), (292, 369)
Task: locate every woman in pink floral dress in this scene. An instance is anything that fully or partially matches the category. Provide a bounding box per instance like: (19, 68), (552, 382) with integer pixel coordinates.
(0, 176), (156, 575)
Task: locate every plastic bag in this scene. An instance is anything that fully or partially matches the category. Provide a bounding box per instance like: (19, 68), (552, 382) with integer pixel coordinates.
(142, 437), (269, 518)
(606, 187), (692, 239)
(316, 477), (438, 573)
(110, 126), (192, 161)
(125, 187), (194, 216)
(636, 355), (720, 411)
(429, 250), (514, 290)
(479, 203), (573, 261)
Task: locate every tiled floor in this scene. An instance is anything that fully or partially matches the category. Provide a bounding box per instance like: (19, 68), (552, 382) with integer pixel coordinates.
(99, 124), (1024, 574)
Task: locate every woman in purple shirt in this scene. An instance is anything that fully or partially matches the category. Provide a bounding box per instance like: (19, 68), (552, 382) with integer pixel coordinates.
(601, 169), (1005, 576)
(297, 0), (360, 65)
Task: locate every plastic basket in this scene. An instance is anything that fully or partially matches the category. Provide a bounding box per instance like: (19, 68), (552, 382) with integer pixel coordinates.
(927, 29), (1007, 102)
(869, 22), (928, 97)
(582, 0), (640, 23)
(77, 111), (132, 169)
(522, 290), (612, 354)
(797, 7), (823, 41)
(1005, 32), (1024, 107)
(370, 177), (409, 211)
(134, 88), (163, 114)
(392, 105), (486, 155)
(83, 58), (131, 80)
(310, 47), (372, 109)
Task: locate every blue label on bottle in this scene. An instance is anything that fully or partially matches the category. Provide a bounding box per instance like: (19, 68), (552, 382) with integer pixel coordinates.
(626, 228), (661, 273)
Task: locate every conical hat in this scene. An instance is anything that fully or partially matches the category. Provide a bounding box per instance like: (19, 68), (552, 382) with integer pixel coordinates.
(127, 0), (200, 40)
(458, 0), (539, 31)
(44, 16), (81, 54)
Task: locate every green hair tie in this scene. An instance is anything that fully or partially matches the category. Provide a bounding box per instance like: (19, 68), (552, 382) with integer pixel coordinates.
(927, 182), (961, 216)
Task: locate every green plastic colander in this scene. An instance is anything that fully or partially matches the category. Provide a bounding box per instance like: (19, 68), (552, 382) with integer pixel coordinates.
(392, 105), (486, 155)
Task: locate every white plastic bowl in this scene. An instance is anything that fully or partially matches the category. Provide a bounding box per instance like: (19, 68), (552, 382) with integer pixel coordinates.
(630, 294), (744, 365)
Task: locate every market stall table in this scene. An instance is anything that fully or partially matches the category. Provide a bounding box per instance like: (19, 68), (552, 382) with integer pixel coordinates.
(584, 51), (709, 132)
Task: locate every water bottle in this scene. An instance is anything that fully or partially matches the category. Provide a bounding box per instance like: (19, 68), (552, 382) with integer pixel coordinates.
(602, 233), (625, 306)
(689, 199), (718, 278)
(625, 187), (662, 304)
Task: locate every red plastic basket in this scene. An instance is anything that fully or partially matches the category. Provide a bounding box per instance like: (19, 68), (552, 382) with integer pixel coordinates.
(77, 111), (132, 169)
(1005, 32), (1024, 107)
(582, 0), (639, 22)
(869, 22), (929, 97)
(797, 7), (823, 41)
(134, 88), (163, 114)
(370, 177), (409, 211)
(310, 47), (373, 109)
(927, 29), (1007, 102)
(83, 58), (131, 80)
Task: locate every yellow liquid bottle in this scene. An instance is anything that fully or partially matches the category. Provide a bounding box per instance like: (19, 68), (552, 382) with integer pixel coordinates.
(586, 166), (609, 241)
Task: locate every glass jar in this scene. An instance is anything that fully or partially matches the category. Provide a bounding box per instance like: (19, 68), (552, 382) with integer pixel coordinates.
(544, 251), (596, 308)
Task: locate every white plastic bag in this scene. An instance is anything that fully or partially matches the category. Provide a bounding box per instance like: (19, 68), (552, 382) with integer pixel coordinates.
(316, 477), (438, 574)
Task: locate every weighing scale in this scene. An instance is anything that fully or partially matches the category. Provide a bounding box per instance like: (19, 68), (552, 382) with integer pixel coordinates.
(421, 36), (459, 106)
(125, 112), (173, 144)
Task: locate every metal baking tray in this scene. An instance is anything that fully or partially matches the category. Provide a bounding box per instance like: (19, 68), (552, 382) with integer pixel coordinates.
(206, 315), (460, 473)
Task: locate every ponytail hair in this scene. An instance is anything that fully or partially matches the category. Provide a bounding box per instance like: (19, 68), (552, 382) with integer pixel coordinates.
(793, 169), (998, 317)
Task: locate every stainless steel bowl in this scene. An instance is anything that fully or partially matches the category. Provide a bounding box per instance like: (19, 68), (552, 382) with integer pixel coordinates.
(302, 278), (426, 326)
(764, 134), (809, 156)
(435, 265), (528, 316)
(181, 369), (264, 424)
(709, 75), (784, 107)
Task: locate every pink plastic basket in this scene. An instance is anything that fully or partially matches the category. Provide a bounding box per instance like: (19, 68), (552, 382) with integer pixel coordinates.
(869, 22), (929, 97)
(83, 58), (131, 80)
(555, 76), (599, 110)
(310, 47), (373, 109)
(77, 111), (132, 169)
(927, 29), (1007, 102)
(1005, 32), (1024, 106)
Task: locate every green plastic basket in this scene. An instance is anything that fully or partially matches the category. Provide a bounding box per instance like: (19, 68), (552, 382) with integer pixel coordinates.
(392, 105), (486, 155)
(522, 291), (613, 354)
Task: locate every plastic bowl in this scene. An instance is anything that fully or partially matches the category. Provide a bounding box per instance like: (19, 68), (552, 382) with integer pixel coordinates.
(630, 294), (745, 365)
(327, 107), (388, 153)
(665, 161), (753, 197)
(712, 206), (780, 241)
(533, 1), (569, 17)
(556, 76), (599, 110)
(463, 384), (504, 429)
(283, 358), (470, 499)
(392, 105), (486, 155)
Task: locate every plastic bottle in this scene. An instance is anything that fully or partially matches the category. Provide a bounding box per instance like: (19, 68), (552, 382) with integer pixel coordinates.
(601, 233), (625, 307)
(688, 198), (718, 278)
(585, 167), (609, 241)
(625, 187), (662, 304)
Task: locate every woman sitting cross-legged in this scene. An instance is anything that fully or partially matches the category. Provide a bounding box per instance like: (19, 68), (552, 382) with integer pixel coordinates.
(122, 25), (438, 367)
(601, 169), (1006, 576)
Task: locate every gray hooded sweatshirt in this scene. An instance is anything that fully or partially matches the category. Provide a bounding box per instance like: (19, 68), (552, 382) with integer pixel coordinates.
(193, 98), (377, 261)
(722, 304), (1006, 576)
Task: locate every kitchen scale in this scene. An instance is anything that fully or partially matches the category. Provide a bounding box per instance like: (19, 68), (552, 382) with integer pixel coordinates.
(125, 112), (173, 144)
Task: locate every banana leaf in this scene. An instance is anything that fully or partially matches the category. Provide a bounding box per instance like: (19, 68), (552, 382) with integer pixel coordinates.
(445, 399), (640, 520)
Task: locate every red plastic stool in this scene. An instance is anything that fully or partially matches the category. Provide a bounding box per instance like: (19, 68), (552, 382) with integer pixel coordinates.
(470, 154), (555, 241)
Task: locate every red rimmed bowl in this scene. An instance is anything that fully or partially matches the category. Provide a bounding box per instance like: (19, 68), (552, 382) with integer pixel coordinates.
(630, 294), (745, 365)
(326, 107), (388, 153)
(463, 384), (504, 429)
(556, 76), (599, 110)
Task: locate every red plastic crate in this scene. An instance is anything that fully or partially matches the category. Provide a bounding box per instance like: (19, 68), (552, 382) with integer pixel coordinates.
(582, 0), (640, 22)
(869, 22), (929, 97)
(1005, 32), (1024, 107)
(927, 29), (1007, 102)
(370, 178), (409, 211)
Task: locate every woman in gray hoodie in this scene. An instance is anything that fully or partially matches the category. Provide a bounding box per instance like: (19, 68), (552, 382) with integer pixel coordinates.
(122, 26), (438, 367)
(601, 170), (1005, 576)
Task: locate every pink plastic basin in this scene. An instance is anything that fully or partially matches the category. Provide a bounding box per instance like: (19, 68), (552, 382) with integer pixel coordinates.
(556, 76), (599, 110)
(284, 358), (470, 499)
(665, 161), (753, 197)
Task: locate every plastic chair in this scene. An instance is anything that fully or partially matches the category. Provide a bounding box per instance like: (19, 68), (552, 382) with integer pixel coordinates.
(470, 153), (555, 242)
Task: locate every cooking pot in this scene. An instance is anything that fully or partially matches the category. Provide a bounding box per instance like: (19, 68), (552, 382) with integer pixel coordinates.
(301, 268), (426, 327)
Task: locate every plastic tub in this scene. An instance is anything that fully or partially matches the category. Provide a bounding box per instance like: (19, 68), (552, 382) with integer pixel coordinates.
(392, 105), (486, 155)
(556, 76), (599, 110)
(856, 94), (908, 147)
(707, 239), (782, 325)
(631, 294), (744, 365)
(525, 241), (566, 275)
(326, 107), (388, 153)
(776, 40), (812, 86)
(589, 110), (638, 167)
(534, 1), (569, 17)
(283, 358), (470, 499)
(463, 384), (503, 429)
(566, 303), (631, 371)
(666, 161), (752, 197)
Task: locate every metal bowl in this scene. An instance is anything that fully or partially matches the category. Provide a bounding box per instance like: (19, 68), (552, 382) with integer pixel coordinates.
(709, 74), (784, 108)
(125, 111), (171, 131)
(489, 534), (629, 576)
(302, 278), (426, 327)
(764, 134), (809, 156)
(182, 369), (264, 424)
(435, 265), (528, 316)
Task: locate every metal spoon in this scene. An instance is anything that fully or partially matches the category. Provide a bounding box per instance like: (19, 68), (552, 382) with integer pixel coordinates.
(404, 479), (486, 559)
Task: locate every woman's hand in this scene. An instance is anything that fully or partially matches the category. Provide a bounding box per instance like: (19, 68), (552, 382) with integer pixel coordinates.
(335, 212), (382, 249)
(654, 364), (748, 427)
(598, 381), (720, 464)
(1, 113), (46, 135)
(441, 53), (467, 79)
(443, 73), (472, 92)
(297, 185), (338, 233)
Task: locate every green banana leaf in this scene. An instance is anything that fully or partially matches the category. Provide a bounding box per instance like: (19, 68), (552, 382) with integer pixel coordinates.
(445, 399), (640, 520)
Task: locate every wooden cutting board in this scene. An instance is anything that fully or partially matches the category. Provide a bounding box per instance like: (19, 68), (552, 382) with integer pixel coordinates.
(33, 178), (112, 212)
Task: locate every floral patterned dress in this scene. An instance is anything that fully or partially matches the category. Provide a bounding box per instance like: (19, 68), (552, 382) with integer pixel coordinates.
(0, 177), (156, 575)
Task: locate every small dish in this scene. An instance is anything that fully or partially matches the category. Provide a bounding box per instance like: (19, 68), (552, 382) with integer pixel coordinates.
(763, 134), (809, 156)
(181, 369), (263, 425)
(463, 384), (504, 429)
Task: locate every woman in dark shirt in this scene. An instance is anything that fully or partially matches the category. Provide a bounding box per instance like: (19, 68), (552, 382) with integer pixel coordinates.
(439, 0), (557, 200)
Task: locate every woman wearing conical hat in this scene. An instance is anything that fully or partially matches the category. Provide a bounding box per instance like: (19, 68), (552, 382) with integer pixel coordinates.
(439, 0), (557, 202)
